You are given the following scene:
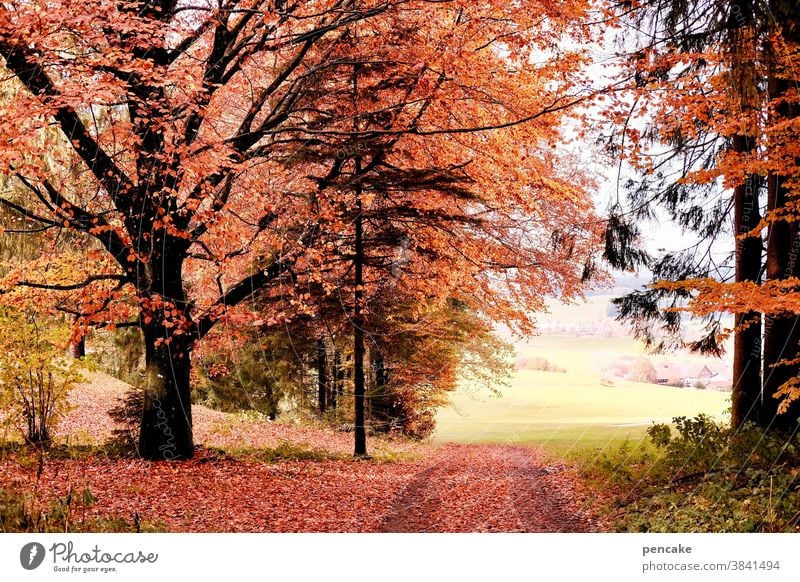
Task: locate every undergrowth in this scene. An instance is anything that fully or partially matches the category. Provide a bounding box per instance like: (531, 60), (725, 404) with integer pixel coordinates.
(581, 414), (800, 532)
(0, 484), (165, 533)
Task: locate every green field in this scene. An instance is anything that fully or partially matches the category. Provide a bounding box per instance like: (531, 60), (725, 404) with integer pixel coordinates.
(434, 335), (731, 454)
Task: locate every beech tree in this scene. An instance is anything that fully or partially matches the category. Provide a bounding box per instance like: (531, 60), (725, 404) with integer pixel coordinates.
(603, 0), (800, 430)
(0, 0), (601, 459)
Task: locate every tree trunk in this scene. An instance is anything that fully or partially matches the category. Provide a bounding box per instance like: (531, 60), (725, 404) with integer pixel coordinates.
(762, 204), (800, 431)
(138, 324), (194, 459)
(370, 348), (392, 432)
(331, 349), (343, 409)
(353, 182), (367, 457)
(762, 189), (800, 431)
(137, 255), (194, 460)
(731, 134), (763, 428)
(67, 334), (86, 359)
(762, 47), (800, 432)
(317, 337), (327, 413)
(726, 0), (764, 429)
(351, 62), (368, 457)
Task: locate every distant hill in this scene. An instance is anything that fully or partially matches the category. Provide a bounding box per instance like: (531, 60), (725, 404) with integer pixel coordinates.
(585, 272), (650, 297)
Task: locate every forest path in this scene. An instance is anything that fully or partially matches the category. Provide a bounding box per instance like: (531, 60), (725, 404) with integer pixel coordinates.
(378, 443), (596, 532)
(0, 375), (601, 532)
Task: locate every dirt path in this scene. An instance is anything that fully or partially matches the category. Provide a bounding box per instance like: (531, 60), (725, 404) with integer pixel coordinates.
(379, 443), (596, 532)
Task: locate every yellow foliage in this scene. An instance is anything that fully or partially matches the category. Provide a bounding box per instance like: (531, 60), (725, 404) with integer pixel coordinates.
(0, 310), (84, 447)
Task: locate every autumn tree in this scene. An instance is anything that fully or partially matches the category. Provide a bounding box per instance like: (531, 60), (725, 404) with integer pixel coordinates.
(628, 357), (657, 384)
(0, 0), (601, 459)
(602, 0), (759, 422)
(270, 17), (602, 454)
(365, 298), (514, 439)
(603, 0), (800, 430)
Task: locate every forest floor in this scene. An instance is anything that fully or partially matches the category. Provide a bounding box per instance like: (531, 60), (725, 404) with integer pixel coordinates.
(0, 373), (605, 532)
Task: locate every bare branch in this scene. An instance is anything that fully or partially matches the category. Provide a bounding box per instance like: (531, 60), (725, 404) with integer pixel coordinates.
(19, 274), (129, 292)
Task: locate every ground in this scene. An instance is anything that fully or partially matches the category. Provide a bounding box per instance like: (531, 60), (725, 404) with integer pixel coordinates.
(2, 329), (729, 532)
(377, 444), (593, 532)
(0, 372), (604, 532)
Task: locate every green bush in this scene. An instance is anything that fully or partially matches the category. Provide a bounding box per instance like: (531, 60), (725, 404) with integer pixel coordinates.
(584, 415), (800, 532)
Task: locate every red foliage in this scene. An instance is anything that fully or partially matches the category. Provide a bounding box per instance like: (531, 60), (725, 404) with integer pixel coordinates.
(0, 445), (597, 533)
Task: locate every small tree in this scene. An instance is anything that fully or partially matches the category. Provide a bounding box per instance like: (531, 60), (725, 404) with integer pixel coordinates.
(628, 357), (657, 384)
(0, 311), (83, 447)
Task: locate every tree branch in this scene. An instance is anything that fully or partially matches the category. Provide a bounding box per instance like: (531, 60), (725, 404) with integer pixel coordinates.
(0, 43), (134, 198)
(19, 274), (129, 292)
(196, 222), (316, 338)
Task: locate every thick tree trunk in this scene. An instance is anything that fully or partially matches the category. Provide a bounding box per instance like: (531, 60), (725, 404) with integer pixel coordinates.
(762, 197), (800, 431)
(727, 2), (765, 429)
(137, 254), (194, 460)
(762, 175), (800, 431)
(317, 337), (327, 413)
(138, 324), (194, 460)
(762, 56), (800, 433)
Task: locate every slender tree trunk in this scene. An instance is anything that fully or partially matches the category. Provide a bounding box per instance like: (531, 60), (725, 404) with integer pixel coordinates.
(317, 337), (328, 413)
(352, 63), (368, 457)
(353, 175), (367, 457)
(370, 349), (391, 432)
(731, 136), (763, 428)
(331, 349), (343, 409)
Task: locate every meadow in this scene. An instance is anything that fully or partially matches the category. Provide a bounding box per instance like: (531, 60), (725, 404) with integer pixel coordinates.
(434, 334), (730, 454)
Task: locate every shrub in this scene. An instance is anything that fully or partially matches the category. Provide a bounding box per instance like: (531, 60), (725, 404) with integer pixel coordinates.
(0, 485), (94, 533)
(0, 483), (163, 532)
(106, 387), (144, 456)
(583, 415), (800, 532)
(518, 355), (567, 373)
(627, 357), (656, 383)
(0, 311), (83, 447)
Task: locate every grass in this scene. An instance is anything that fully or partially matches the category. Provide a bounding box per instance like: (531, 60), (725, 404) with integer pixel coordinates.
(210, 442), (347, 463)
(434, 335), (730, 455)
